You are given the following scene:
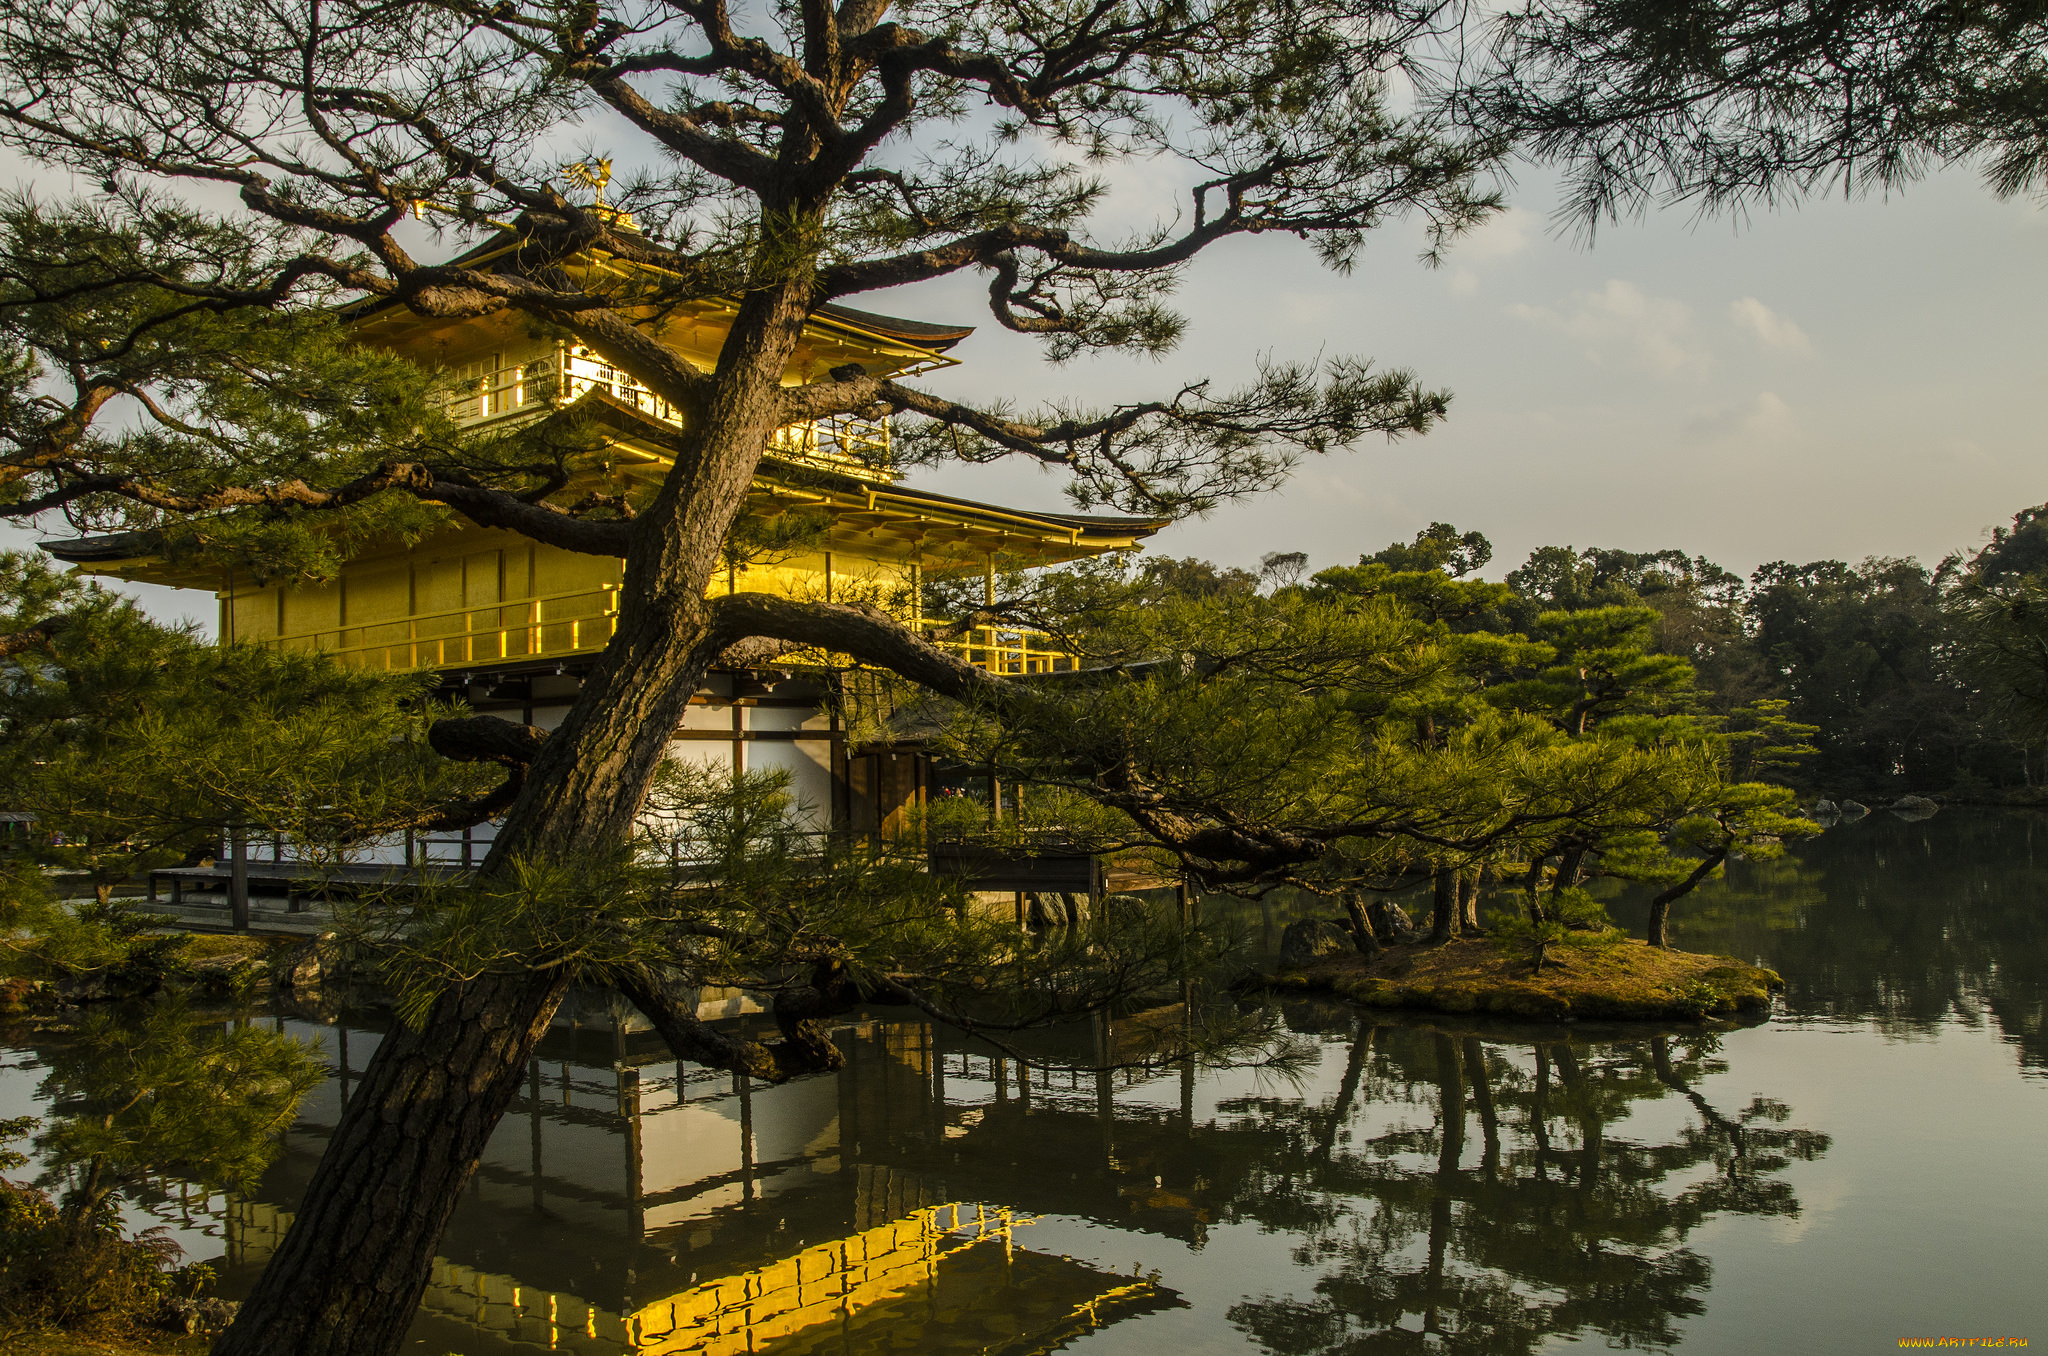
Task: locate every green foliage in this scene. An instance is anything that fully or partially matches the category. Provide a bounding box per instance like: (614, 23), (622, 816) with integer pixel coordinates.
(1948, 577), (2048, 743)
(0, 862), (188, 998)
(370, 765), (1228, 1040)
(1487, 887), (1621, 974)
(1475, 529), (2048, 797)
(0, 198), (458, 580)
(1310, 521), (1513, 628)
(0, 997), (314, 1340)
(0, 552), (497, 882)
(0, 1165), (203, 1337)
(1457, 0), (2048, 222)
(1488, 605), (1696, 735)
(28, 999), (322, 1220)
(1723, 699), (1820, 783)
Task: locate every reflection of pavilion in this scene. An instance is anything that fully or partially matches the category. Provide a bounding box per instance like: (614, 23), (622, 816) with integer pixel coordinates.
(218, 1011), (1184, 1354)
(230, 1196), (1173, 1354)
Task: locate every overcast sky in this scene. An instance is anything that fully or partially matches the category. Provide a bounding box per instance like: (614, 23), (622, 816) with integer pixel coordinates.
(894, 164), (2048, 584)
(10, 157), (2043, 629)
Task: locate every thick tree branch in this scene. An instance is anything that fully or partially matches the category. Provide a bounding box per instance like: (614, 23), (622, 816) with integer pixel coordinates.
(707, 592), (1014, 706)
(427, 716), (549, 770)
(3, 462), (634, 558)
(614, 964), (845, 1082)
(0, 615), (67, 659)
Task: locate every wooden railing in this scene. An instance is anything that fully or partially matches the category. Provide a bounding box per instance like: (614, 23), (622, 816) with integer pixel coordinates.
(265, 590), (1079, 676)
(264, 585), (621, 671)
(436, 342), (894, 480)
(922, 621), (1076, 674)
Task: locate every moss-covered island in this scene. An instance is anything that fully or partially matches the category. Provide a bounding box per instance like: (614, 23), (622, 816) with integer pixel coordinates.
(1266, 937), (1783, 1022)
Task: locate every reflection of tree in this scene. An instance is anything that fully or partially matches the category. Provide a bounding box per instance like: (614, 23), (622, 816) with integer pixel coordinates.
(1221, 1020), (1828, 1354)
(18, 1002), (322, 1222)
(1608, 810), (2048, 1072)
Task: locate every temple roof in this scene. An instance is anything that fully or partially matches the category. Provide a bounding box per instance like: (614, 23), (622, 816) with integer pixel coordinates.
(36, 475), (1162, 586)
(337, 226), (974, 355)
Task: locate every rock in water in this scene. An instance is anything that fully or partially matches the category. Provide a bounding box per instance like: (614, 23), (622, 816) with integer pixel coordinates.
(1889, 794), (1940, 821)
(1811, 799), (1838, 818)
(1280, 919), (1354, 967)
(1838, 799), (1870, 819)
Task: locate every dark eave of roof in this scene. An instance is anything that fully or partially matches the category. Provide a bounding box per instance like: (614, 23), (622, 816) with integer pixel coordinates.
(39, 529), (163, 564)
(336, 228), (973, 352)
(810, 303), (973, 349)
(579, 395), (1163, 538)
(868, 479), (1165, 538)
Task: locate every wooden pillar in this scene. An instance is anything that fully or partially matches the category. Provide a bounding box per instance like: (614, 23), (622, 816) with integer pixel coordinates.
(984, 553), (997, 671)
(229, 821), (250, 932)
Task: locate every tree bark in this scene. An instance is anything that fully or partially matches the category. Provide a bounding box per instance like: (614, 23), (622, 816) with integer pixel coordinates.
(209, 968), (569, 1356)
(1341, 890), (1381, 958)
(213, 273), (819, 1356)
(1456, 867), (1484, 935)
(1428, 866), (1456, 943)
(1646, 847), (1728, 948)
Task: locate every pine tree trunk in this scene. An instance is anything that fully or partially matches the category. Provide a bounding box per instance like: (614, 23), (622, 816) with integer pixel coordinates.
(208, 969), (568, 1356)
(1428, 867), (1456, 943)
(1646, 896), (1671, 949)
(213, 275), (817, 1356)
(1341, 891), (1380, 958)
(1456, 868), (1484, 935)
(1646, 847), (1727, 949)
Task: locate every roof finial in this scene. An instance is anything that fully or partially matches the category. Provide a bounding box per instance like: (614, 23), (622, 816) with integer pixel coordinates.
(563, 158), (614, 208)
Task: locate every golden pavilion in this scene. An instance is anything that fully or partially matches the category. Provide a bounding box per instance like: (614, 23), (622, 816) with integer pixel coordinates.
(40, 231), (1164, 862)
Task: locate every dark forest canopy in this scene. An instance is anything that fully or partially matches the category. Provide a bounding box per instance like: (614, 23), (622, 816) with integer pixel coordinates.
(1125, 503), (2048, 802)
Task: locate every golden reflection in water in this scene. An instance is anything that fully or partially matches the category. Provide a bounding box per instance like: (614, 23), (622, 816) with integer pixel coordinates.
(227, 1194), (1176, 1354)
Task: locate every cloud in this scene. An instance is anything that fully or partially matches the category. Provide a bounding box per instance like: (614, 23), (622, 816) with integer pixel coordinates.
(1743, 390), (1797, 438)
(1729, 296), (1813, 354)
(1448, 268), (1479, 298)
(1278, 291), (1336, 324)
(1508, 279), (1706, 378)
(1681, 391), (1799, 446)
(1454, 207), (1537, 264)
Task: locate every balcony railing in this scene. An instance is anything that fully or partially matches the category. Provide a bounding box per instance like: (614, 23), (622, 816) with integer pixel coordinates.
(262, 589), (1079, 677)
(922, 622), (1077, 675)
(264, 585), (622, 671)
(437, 343), (893, 481)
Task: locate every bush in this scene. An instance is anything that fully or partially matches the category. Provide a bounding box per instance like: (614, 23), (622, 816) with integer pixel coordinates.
(0, 868), (191, 1001)
(0, 1119), (211, 1339)
(1488, 887), (1623, 974)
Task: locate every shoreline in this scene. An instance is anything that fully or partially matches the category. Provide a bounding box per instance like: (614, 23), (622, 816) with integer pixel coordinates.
(1260, 936), (1783, 1022)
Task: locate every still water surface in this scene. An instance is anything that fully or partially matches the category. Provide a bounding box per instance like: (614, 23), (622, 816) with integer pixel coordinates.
(4, 809), (2046, 1354)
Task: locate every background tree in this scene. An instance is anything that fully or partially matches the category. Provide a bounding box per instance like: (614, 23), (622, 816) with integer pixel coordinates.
(1745, 556), (1979, 795)
(927, 531), (1812, 960)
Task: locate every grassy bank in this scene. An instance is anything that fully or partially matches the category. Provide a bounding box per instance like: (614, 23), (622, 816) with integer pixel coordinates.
(1268, 937), (1782, 1021)
(3, 1331), (210, 1355)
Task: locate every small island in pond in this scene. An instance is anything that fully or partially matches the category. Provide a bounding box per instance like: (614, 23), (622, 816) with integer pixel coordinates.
(1267, 937), (1783, 1022)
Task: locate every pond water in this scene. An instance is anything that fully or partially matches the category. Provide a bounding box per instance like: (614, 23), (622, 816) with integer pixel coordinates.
(3, 809), (2045, 1354)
